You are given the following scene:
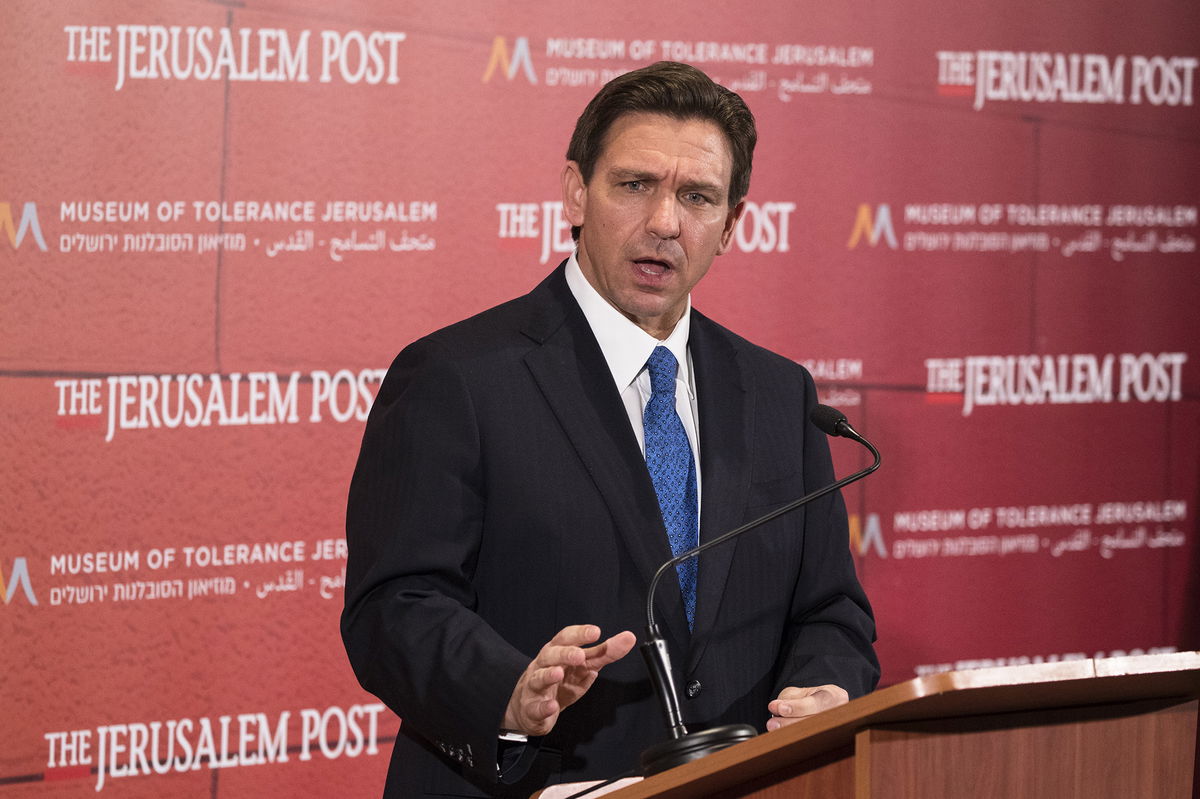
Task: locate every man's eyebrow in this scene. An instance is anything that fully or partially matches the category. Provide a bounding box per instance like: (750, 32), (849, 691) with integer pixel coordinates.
(680, 180), (725, 195)
(607, 167), (662, 181)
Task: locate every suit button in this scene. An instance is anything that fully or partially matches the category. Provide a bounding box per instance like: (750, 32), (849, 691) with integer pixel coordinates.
(686, 680), (702, 698)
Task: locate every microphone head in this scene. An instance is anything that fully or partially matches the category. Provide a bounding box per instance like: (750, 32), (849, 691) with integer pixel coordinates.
(810, 404), (848, 437)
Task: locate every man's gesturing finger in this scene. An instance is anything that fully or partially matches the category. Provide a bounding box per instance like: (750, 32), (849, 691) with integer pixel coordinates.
(579, 630), (638, 669)
(519, 666), (565, 722)
(524, 665), (565, 694)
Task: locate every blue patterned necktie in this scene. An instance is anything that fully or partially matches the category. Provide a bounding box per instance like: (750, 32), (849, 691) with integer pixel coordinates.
(643, 346), (699, 629)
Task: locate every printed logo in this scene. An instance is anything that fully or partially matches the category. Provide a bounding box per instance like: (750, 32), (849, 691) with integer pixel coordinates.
(0, 202), (49, 251)
(483, 36), (537, 84)
(847, 204), (897, 249)
(846, 201), (1195, 258)
(1, 557), (39, 605)
(64, 25), (406, 91)
(925, 352), (1187, 416)
(734, 201), (795, 253)
(936, 51), (1197, 111)
(849, 513), (887, 558)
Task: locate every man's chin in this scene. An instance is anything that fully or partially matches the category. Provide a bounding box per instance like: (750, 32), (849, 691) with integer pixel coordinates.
(615, 296), (686, 337)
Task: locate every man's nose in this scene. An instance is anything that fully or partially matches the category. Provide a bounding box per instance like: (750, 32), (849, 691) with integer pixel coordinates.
(646, 193), (681, 239)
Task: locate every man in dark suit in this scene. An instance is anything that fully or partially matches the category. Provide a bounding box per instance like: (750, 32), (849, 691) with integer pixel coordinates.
(342, 61), (878, 797)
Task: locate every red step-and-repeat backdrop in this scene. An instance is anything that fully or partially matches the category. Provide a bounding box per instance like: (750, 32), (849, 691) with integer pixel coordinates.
(3, 0), (1197, 795)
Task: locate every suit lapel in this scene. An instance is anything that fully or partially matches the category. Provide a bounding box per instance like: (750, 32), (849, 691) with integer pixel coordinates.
(519, 268), (690, 643)
(686, 313), (753, 672)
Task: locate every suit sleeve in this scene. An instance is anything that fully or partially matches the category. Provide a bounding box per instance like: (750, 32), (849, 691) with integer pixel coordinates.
(773, 368), (880, 699)
(340, 336), (529, 784)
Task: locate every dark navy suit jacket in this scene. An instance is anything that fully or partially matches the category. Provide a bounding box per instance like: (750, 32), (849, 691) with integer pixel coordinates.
(342, 264), (878, 797)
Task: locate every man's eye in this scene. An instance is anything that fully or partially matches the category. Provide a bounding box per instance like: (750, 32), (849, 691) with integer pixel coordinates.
(685, 192), (710, 204)
(624, 181), (644, 191)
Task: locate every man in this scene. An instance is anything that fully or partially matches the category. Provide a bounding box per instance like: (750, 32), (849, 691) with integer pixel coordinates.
(342, 61), (878, 798)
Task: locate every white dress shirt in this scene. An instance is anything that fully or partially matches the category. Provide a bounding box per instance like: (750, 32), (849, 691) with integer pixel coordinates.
(564, 253), (702, 506)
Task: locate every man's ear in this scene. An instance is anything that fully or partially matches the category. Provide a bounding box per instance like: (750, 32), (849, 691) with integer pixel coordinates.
(561, 161), (587, 228)
(717, 200), (746, 255)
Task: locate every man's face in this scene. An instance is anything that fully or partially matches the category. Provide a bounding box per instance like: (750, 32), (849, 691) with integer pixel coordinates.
(562, 112), (744, 339)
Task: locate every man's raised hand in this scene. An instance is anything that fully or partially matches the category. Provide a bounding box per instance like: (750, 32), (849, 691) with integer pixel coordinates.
(502, 624), (637, 737)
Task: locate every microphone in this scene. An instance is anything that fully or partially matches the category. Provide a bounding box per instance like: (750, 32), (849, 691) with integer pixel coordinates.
(809, 404), (872, 445)
(638, 404), (881, 776)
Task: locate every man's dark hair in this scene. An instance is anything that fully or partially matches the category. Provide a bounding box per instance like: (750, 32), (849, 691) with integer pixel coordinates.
(566, 61), (757, 240)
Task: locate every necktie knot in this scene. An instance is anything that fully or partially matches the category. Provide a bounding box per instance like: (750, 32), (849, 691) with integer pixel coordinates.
(646, 346), (679, 399)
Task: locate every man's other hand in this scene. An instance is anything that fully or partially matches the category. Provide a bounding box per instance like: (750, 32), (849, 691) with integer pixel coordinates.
(502, 625), (637, 737)
(765, 684), (849, 731)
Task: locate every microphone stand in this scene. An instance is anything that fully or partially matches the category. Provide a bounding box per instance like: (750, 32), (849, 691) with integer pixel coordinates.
(638, 406), (881, 776)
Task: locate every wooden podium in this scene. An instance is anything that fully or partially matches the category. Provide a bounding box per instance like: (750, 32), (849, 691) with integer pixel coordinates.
(571, 651), (1200, 799)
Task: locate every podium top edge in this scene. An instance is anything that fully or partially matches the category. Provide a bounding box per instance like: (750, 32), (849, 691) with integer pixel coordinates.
(911, 650), (1200, 695)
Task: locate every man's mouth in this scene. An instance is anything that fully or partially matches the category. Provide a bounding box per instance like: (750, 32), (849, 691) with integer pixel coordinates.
(633, 258), (671, 276)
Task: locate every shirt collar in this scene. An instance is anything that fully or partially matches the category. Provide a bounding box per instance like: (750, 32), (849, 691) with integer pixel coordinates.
(565, 252), (692, 394)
